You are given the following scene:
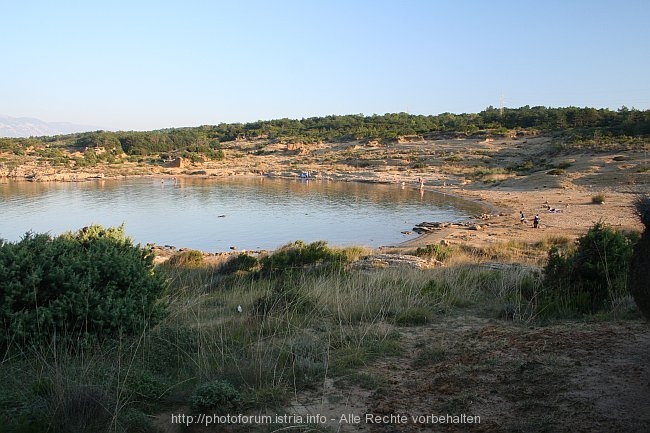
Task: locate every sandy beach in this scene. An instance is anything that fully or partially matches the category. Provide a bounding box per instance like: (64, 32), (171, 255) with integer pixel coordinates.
(396, 184), (643, 251)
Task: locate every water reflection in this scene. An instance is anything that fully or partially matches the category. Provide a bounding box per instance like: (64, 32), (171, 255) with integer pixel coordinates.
(0, 177), (483, 252)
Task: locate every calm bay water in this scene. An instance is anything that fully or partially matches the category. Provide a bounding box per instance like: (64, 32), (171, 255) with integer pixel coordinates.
(0, 177), (482, 252)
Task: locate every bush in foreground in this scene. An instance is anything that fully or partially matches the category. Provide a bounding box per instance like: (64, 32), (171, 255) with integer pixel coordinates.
(0, 225), (167, 345)
(260, 240), (361, 275)
(629, 195), (650, 320)
(543, 222), (636, 314)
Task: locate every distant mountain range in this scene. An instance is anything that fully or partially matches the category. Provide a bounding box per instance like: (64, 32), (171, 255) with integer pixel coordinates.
(0, 115), (103, 138)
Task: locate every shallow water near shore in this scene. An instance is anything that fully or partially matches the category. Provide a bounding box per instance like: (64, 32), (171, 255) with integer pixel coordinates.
(0, 177), (483, 252)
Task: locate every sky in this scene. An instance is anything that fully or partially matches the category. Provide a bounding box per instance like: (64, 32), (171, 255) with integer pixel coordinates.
(2, 0), (650, 131)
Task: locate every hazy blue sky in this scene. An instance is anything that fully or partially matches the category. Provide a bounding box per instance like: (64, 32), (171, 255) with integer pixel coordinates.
(2, 0), (649, 131)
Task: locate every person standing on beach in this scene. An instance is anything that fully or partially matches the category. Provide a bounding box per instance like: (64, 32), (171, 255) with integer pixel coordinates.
(520, 211), (525, 223)
(533, 214), (540, 228)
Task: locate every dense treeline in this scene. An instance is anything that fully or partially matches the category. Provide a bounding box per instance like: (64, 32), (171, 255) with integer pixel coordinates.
(2, 106), (649, 157)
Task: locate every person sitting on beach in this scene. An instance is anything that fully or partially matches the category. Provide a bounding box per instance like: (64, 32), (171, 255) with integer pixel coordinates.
(520, 211), (526, 223)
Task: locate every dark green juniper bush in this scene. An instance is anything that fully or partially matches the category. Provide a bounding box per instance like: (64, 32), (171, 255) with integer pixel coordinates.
(629, 195), (650, 320)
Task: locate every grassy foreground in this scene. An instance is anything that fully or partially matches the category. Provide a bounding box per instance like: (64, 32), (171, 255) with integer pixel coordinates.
(1, 236), (646, 433)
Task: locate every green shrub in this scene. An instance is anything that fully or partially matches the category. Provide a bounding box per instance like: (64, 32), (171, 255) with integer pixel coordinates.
(0, 225), (167, 345)
(411, 162), (427, 169)
(118, 408), (158, 433)
(189, 380), (242, 414)
(542, 223), (637, 314)
(629, 195), (650, 320)
(414, 244), (452, 261)
(287, 338), (327, 388)
(509, 159), (534, 173)
(219, 253), (259, 274)
(123, 368), (170, 409)
(591, 194), (606, 204)
(393, 307), (431, 326)
(445, 154), (463, 162)
(260, 240), (348, 275)
(167, 249), (205, 267)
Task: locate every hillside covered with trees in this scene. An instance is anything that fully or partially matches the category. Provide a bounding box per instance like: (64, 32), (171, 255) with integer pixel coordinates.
(2, 106), (650, 159)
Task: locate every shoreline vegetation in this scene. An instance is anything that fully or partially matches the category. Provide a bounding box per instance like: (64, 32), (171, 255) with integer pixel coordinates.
(1, 107), (650, 433)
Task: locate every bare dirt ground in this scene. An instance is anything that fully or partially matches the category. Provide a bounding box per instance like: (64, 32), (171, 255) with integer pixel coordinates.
(290, 316), (650, 433)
